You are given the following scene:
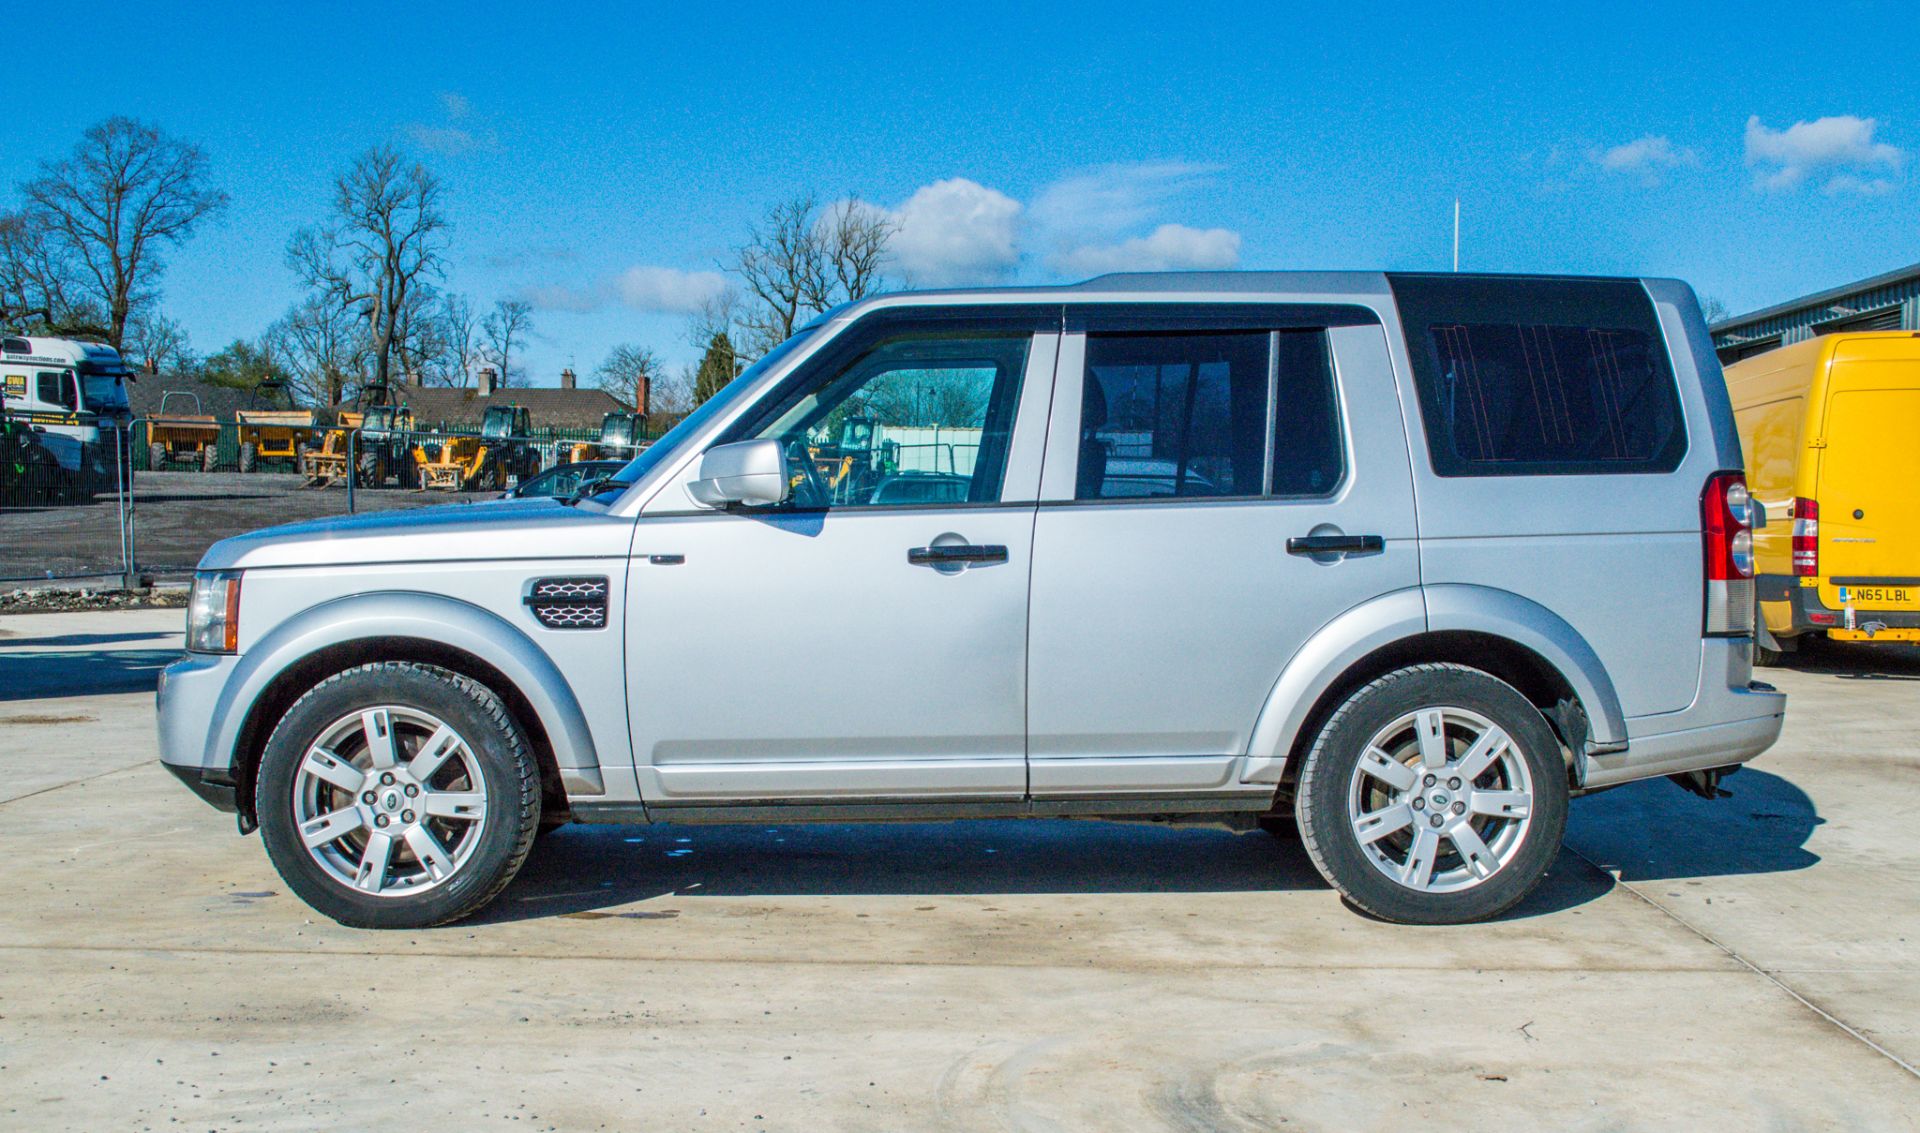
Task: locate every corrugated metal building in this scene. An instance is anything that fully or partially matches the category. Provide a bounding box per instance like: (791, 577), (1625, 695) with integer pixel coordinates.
(1711, 262), (1920, 364)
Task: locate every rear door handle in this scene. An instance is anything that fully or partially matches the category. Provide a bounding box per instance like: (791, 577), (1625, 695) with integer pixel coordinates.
(1286, 534), (1384, 556)
(908, 544), (1008, 566)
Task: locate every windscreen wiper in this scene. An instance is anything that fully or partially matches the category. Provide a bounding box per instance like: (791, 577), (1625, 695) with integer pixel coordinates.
(562, 476), (629, 506)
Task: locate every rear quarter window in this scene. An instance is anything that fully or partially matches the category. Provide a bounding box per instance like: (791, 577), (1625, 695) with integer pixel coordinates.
(1389, 275), (1686, 477)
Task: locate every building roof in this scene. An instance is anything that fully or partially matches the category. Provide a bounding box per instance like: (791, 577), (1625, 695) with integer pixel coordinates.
(377, 382), (631, 432)
(127, 371), (260, 421)
(1712, 261), (1920, 334)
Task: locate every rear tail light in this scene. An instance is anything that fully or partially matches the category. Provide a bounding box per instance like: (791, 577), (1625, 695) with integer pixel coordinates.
(1703, 472), (1755, 636)
(1791, 497), (1819, 576)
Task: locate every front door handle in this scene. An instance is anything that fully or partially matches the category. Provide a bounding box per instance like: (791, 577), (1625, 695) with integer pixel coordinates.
(1286, 534), (1384, 556)
(908, 543), (1009, 567)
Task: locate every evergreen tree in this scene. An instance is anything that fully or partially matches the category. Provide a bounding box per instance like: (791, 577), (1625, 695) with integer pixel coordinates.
(693, 330), (738, 405)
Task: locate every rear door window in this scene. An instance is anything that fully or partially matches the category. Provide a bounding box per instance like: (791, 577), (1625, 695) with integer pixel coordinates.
(1389, 275), (1686, 476)
(1077, 329), (1343, 500)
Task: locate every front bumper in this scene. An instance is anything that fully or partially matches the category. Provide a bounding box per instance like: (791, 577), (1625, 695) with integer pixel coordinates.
(163, 762), (239, 812)
(157, 651), (243, 814)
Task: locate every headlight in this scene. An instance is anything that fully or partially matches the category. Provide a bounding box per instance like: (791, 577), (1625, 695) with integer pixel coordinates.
(187, 570), (242, 653)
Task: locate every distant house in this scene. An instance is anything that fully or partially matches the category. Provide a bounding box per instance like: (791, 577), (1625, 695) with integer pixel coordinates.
(372, 369), (632, 433)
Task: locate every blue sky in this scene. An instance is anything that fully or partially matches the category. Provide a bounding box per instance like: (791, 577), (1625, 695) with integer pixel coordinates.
(6, 0), (1917, 382)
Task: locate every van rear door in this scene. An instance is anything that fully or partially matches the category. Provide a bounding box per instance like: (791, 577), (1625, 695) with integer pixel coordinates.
(1816, 335), (1920, 614)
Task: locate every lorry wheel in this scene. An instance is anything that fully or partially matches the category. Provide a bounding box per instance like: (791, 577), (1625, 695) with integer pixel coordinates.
(239, 442), (257, 473)
(1295, 664), (1568, 925)
(201, 445), (219, 472)
(255, 662), (541, 929)
(148, 442), (167, 471)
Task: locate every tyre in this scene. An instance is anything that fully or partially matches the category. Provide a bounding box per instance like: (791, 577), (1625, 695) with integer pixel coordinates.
(255, 662), (541, 929)
(1295, 664), (1568, 925)
(239, 441), (257, 473)
(201, 444), (219, 472)
(148, 441), (167, 471)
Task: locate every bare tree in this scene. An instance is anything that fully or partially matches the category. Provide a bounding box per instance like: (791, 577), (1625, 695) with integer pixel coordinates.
(271, 294), (367, 406)
(288, 145), (447, 398)
(728, 192), (893, 359)
(124, 310), (193, 374)
(481, 297), (533, 386)
(654, 362), (698, 419)
(821, 197), (893, 303)
(20, 117), (227, 347)
(1699, 295), (1732, 326)
(0, 211), (98, 333)
(427, 291), (481, 387)
(592, 343), (662, 413)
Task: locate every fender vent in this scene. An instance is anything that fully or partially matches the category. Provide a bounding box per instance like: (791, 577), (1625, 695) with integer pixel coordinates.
(525, 576), (609, 630)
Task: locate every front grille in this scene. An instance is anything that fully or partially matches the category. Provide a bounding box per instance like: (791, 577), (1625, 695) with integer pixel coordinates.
(525, 576), (609, 630)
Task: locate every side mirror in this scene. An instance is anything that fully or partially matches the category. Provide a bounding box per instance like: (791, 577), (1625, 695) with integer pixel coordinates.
(686, 438), (789, 508)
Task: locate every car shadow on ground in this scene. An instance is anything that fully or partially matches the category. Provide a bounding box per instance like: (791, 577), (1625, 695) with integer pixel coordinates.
(1568, 769), (1820, 882)
(1764, 637), (1920, 680)
(0, 646), (180, 700)
(486, 769), (1821, 927)
(482, 814), (1614, 925)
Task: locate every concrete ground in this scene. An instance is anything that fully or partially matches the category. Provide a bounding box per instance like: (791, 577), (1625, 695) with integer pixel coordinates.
(0, 610), (1915, 1131)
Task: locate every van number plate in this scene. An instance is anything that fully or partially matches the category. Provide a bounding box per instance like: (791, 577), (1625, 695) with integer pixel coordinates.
(1847, 587), (1915, 606)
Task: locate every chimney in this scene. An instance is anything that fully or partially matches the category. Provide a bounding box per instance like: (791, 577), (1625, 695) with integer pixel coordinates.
(477, 367), (497, 397)
(560, 368), (576, 390)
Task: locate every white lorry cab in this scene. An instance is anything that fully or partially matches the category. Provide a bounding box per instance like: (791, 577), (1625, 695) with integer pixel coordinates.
(0, 334), (136, 482)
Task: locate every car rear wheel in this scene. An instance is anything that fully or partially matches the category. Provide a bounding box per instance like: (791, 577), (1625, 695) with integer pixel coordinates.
(1295, 664), (1568, 925)
(256, 662), (540, 928)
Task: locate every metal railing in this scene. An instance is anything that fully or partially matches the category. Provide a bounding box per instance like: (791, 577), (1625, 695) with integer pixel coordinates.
(1, 413), (649, 586)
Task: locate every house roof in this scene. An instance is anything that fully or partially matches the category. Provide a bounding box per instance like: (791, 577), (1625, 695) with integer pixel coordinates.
(127, 371), (260, 421)
(368, 382), (631, 432)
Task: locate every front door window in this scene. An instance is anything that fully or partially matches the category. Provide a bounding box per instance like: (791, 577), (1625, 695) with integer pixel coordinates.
(743, 331), (1031, 509)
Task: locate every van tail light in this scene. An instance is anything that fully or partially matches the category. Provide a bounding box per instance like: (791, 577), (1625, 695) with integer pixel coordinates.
(1791, 497), (1819, 577)
(1703, 471), (1755, 637)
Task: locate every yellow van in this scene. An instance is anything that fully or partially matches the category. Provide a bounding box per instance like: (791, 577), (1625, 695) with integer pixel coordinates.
(1726, 331), (1920, 662)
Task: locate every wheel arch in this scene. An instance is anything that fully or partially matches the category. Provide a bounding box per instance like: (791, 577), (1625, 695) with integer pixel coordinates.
(212, 592), (598, 827)
(1240, 584), (1627, 788)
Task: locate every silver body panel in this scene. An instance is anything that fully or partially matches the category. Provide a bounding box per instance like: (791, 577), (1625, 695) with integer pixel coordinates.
(155, 271), (1784, 823)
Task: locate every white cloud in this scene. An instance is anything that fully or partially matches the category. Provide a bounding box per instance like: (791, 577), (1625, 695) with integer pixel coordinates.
(1590, 135), (1698, 184)
(880, 178), (1023, 287)
(1051, 224), (1241, 276)
(1822, 174), (1896, 197)
(1744, 114), (1904, 193)
(1030, 160), (1224, 239)
(613, 266), (728, 312)
(403, 90), (497, 156)
(523, 266), (726, 315)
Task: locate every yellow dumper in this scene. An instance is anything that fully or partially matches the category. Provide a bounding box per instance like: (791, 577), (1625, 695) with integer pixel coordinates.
(147, 392), (221, 471)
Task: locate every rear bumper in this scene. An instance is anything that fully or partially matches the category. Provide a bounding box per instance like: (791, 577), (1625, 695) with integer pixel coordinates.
(1769, 578), (1920, 637)
(1583, 638), (1787, 790)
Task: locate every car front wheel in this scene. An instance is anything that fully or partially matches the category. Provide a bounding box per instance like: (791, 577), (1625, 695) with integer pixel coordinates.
(1295, 664), (1568, 925)
(255, 662), (540, 928)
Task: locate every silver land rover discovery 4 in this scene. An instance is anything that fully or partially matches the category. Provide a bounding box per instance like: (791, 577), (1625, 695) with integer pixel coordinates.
(157, 272), (1786, 928)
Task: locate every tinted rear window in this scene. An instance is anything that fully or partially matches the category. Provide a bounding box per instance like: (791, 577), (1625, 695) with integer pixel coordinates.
(1389, 275), (1686, 476)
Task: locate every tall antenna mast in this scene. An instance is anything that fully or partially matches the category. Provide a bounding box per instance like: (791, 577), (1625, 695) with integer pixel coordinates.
(1452, 199), (1461, 272)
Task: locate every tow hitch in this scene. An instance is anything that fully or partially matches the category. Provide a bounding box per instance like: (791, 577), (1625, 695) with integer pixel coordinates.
(1669, 765), (1739, 800)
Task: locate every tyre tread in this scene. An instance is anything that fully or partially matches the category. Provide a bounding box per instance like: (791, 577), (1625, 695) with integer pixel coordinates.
(257, 661), (540, 928)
